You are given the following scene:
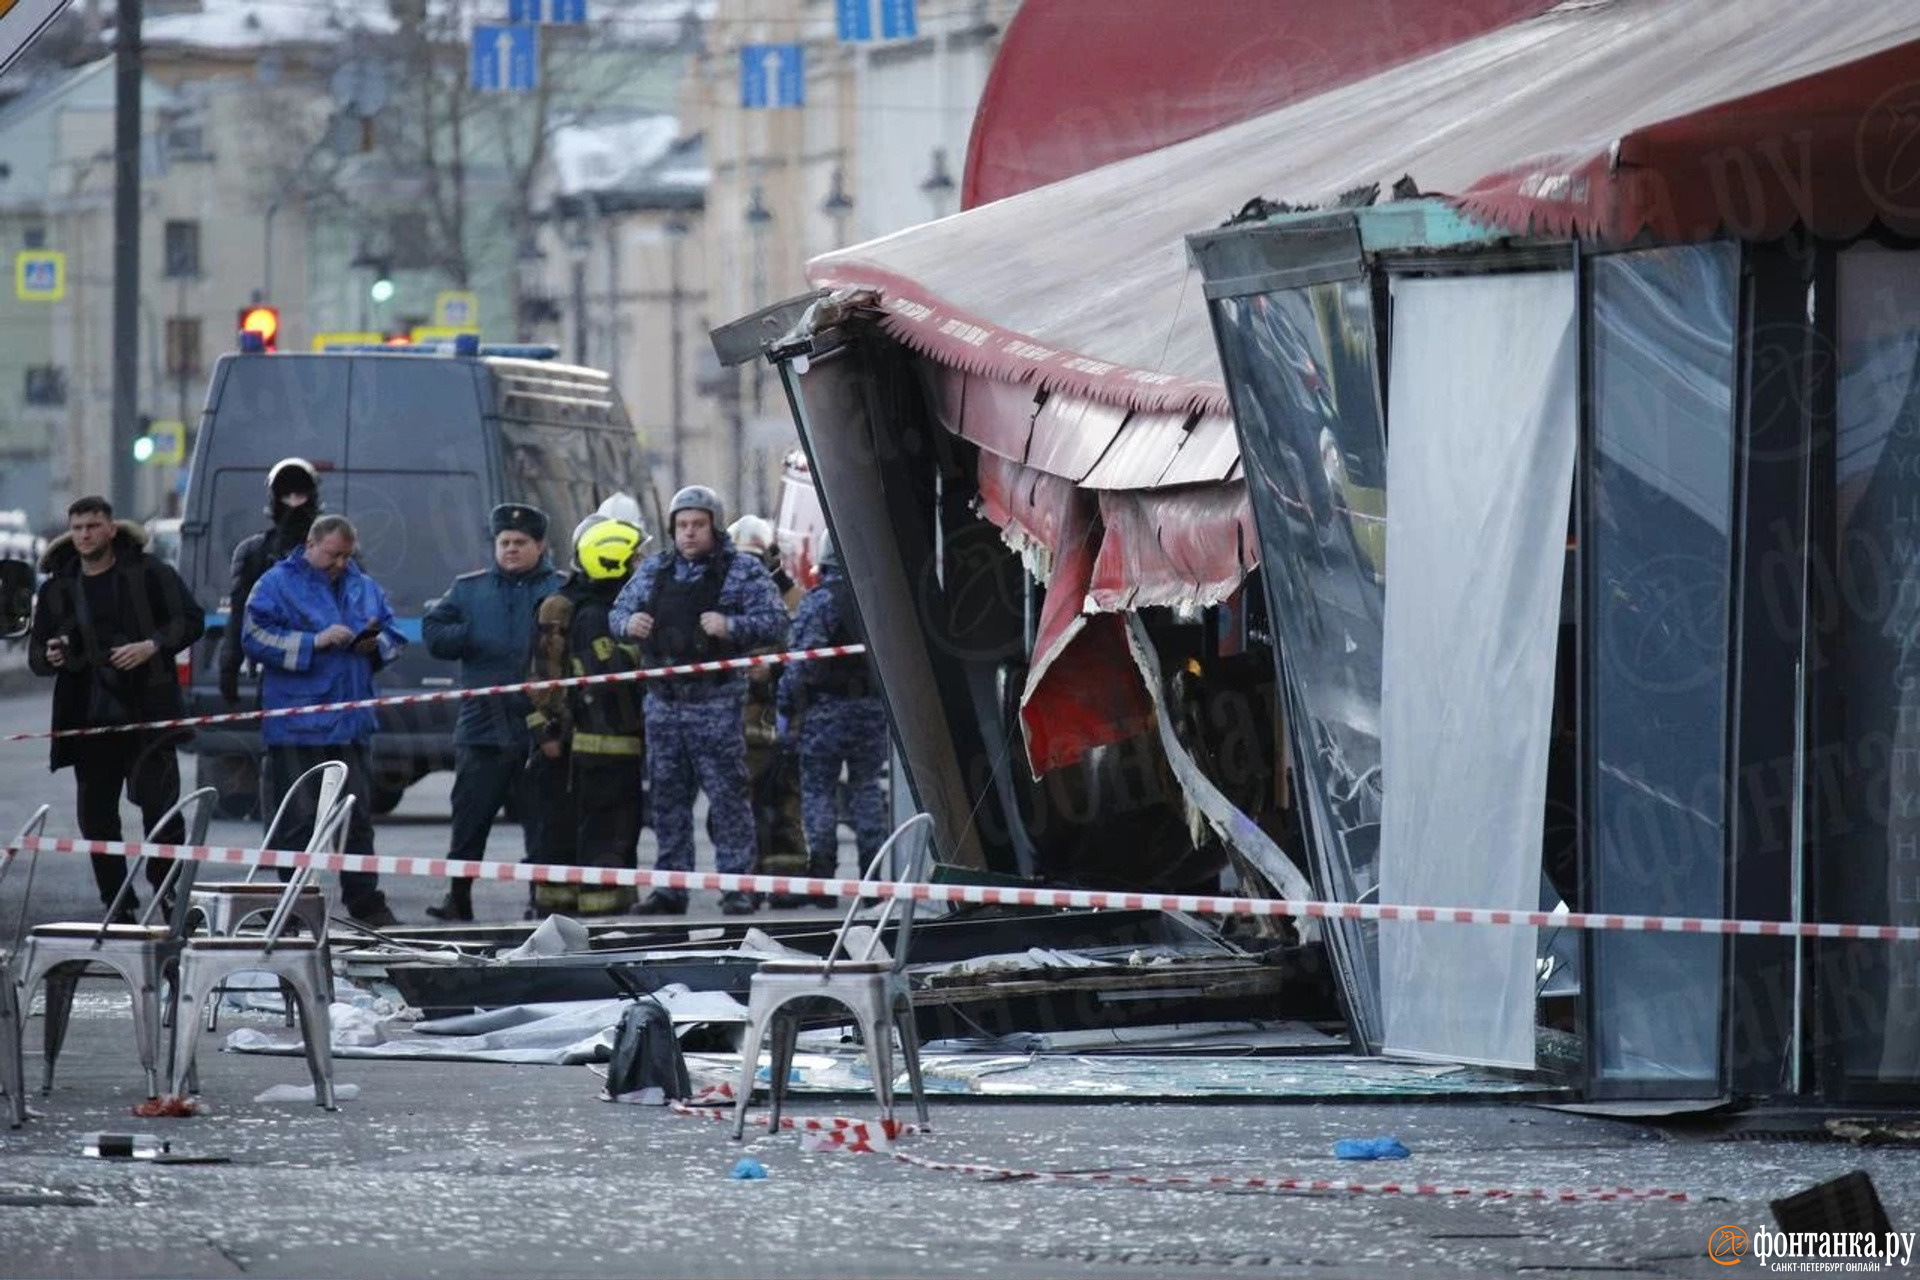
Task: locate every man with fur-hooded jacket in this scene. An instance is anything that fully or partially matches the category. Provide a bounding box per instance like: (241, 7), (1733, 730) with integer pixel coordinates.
(29, 495), (205, 917)
(218, 457), (321, 706)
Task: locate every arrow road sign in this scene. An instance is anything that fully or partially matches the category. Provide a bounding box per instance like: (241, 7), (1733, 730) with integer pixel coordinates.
(471, 24), (538, 93)
(741, 43), (803, 109)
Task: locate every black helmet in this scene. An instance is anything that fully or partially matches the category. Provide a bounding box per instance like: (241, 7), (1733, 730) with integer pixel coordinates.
(267, 457), (319, 500)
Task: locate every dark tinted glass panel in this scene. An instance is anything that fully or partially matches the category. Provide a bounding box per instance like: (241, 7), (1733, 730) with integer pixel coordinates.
(345, 358), (486, 470)
(206, 358), (349, 468)
(338, 470), (490, 611)
(1825, 244), (1920, 1090)
(1587, 243), (1737, 1089)
(1215, 278), (1386, 1048)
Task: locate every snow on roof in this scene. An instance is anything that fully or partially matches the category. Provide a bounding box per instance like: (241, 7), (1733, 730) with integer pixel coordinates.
(550, 113), (689, 195)
(138, 0), (710, 51)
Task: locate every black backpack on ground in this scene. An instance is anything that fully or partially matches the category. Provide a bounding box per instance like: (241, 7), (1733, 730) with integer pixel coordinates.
(601, 969), (690, 1102)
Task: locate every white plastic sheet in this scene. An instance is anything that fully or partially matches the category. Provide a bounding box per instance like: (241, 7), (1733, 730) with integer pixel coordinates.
(1378, 272), (1576, 1069)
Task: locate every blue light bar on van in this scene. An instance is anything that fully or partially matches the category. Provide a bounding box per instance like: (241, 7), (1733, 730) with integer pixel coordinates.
(315, 343), (561, 360)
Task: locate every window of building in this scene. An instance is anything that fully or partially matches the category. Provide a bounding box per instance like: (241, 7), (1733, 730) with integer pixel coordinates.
(22, 226), (45, 250)
(165, 317), (203, 380)
(163, 220), (200, 279)
(24, 366), (66, 407)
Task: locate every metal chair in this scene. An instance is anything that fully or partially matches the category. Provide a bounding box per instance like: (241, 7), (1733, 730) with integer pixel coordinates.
(9, 787), (218, 1101)
(0, 805), (50, 1126)
(187, 761), (344, 1029)
(169, 792), (355, 1111)
(732, 813), (935, 1140)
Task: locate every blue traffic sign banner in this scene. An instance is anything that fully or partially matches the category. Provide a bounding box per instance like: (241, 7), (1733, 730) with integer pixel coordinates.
(471, 23), (538, 92)
(835, 0), (872, 41)
(880, 0), (917, 39)
(509, 0), (583, 24)
(739, 43), (804, 109)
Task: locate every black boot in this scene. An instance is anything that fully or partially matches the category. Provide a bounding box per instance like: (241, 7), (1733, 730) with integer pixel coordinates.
(806, 854), (839, 909)
(425, 880), (474, 922)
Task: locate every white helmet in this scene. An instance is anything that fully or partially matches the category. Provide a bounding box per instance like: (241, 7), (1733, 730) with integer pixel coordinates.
(727, 514), (776, 557)
(596, 492), (645, 529)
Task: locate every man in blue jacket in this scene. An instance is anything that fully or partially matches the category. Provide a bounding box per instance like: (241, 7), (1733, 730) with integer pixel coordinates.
(421, 503), (565, 921)
(243, 513), (404, 928)
(612, 485), (790, 916)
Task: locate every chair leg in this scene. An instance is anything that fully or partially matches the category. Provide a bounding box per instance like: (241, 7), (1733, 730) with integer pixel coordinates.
(38, 969), (80, 1095)
(125, 958), (165, 1100)
(894, 996), (929, 1127)
(1, 991), (23, 1128)
(858, 1002), (896, 1125)
(282, 972), (336, 1110)
(766, 1013), (801, 1136)
(732, 1005), (771, 1140)
(169, 956), (208, 1102)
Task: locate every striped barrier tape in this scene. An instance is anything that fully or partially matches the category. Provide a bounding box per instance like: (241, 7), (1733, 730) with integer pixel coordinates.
(11, 833), (1920, 942)
(0, 644), (869, 743)
(670, 1102), (1686, 1202)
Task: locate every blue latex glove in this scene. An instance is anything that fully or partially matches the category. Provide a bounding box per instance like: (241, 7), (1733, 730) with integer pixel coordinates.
(728, 1156), (768, 1180)
(1333, 1136), (1411, 1161)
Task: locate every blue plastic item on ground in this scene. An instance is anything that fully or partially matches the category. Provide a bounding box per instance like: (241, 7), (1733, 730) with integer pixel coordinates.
(1334, 1135), (1411, 1160)
(729, 1156), (769, 1180)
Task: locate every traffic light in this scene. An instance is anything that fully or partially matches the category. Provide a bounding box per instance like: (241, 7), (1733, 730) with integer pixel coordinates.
(238, 304), (280, 352)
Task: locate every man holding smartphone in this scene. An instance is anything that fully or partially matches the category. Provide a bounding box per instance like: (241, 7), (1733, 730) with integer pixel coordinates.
(242, 513), (404, 928)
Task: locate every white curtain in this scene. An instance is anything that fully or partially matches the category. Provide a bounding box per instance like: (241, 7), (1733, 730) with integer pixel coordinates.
(1378, 272), (1576, 1069)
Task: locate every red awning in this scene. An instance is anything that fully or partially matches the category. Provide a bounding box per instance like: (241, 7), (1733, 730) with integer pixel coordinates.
(1457, 40), (1920, 242)
(963, 0), (1558, 208)
(814, 2), (1920, 416)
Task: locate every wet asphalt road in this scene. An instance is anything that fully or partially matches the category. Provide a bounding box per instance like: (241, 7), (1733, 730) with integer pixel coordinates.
(2, 674), (1918, 1277)
(7, 993), (1920, 1280)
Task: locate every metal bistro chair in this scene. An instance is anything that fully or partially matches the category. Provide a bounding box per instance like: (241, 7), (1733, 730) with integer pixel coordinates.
(732, 813), (935, 1140)
(187, 761), (346, 1030)
(10, 786), (218, 1101)
(0, 805), (51, 1126)
(169, 792), (356, 1111)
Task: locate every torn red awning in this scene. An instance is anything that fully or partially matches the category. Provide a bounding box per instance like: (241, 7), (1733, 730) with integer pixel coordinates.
(1457, 39), (1920, 243)
(963, 0), (1559, 208)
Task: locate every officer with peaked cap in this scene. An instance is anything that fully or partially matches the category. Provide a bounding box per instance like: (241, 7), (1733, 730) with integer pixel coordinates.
(422, 501), (565, 921)
(610, 485), (790, 916)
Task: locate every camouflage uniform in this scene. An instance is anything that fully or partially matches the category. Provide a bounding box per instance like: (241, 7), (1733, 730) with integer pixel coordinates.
(525, 575), (647, 916)
(738, 556), (807, 896)
(610, 534), (789, 906)
(778, 564), (889, 892)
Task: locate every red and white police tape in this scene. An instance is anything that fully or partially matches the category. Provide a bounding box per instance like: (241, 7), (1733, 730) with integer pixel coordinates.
(669, 1103), (1689, 1202)
(0, 644), (868, 743)
(8, 831), (1918, 943)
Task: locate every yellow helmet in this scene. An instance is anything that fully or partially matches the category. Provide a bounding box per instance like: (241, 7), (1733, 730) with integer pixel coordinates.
(575, 519), (642, 582)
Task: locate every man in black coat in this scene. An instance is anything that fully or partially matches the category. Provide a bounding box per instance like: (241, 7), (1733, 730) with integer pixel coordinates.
(218, 457), (320, 705)
(29, 495), (206, 918)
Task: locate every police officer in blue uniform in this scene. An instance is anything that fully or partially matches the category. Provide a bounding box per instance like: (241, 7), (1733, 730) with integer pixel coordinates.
(422, 503), (565, 921)
(778, 529), (889, 906)
(611, 485), (789, 916)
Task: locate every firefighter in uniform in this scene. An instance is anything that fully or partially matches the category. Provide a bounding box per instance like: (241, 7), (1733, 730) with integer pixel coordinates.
(778, 529), (889, 905)
(610, 486), (789, 916)
(724, 514), (808, 906)
(524, 515), (648, 917)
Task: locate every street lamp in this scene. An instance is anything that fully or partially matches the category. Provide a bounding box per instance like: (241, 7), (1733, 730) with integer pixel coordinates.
(743, 186), (774, 515)
(563, 209), (591, 365)
(664, 215), (689, 482)
(920, 146), (956, 220)
(821, 166), (854, 248)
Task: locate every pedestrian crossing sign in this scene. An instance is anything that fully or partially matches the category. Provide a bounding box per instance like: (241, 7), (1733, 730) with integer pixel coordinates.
(14, 249), (64, 302)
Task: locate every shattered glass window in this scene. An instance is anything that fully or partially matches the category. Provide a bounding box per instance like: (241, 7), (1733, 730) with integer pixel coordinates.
(1215, 279), (1387, 1050)
(1586, 242), (1737, 1090)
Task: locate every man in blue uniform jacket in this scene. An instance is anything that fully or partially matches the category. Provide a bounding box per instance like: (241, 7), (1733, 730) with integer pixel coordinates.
(243, 513), (405, 927)
(611, 485), (789, 916)
(421, 502), (565, 921)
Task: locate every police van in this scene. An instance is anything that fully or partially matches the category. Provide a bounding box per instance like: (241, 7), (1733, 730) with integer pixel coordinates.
(176, 339), (657, 816)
